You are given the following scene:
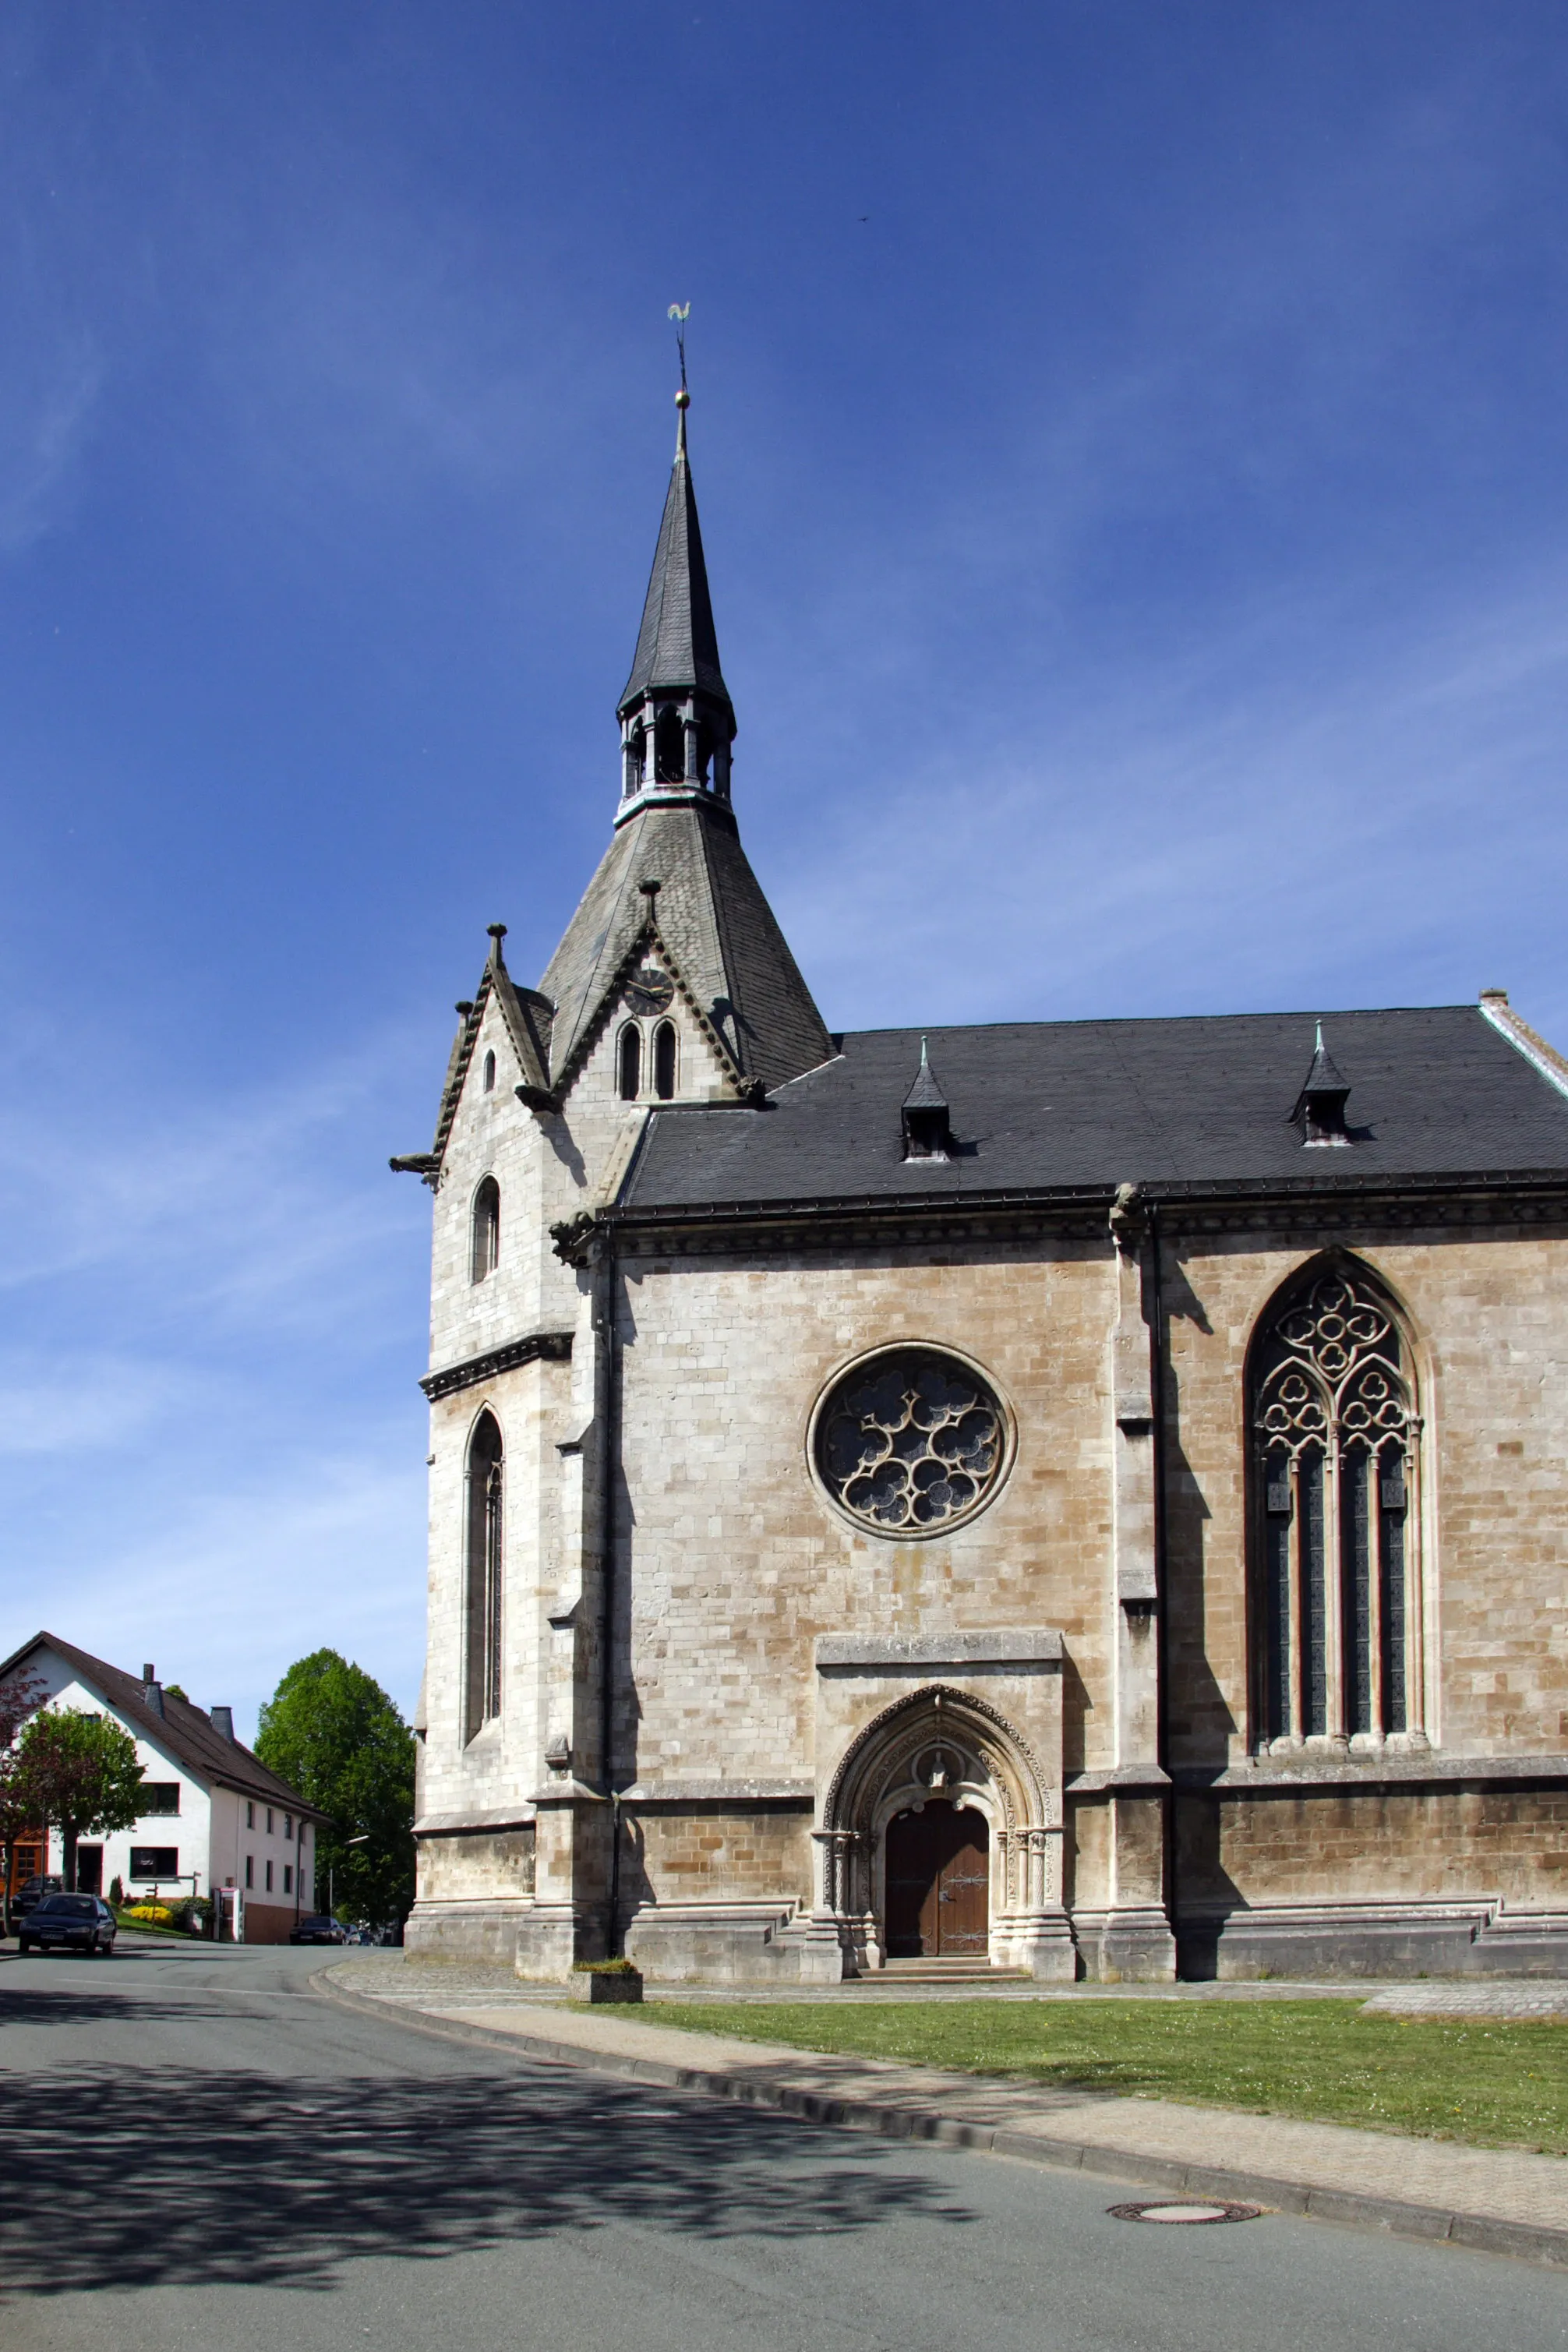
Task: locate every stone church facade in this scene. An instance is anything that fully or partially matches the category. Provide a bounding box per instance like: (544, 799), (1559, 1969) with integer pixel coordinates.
(396, 394), (1568, 1982)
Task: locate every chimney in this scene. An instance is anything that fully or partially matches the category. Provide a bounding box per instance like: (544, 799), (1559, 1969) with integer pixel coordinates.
(143, 1663), (155, 1683)
(210, 1705), (235, 1743)
(142, 1676), (165, 1720)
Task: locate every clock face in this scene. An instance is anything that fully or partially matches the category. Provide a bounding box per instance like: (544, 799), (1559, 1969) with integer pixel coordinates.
(624, 963), (675, 1017)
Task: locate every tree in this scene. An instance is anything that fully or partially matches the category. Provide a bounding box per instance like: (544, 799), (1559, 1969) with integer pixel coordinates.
(0, 1670), (47, 1935)
(14, 1709), (144, 1892)
(256, 1651), (415, 1924)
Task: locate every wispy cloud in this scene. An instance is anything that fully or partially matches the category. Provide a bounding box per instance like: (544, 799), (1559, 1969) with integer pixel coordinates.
(0, 1007), (435, 1724)
(766, 560), (1568, 1037)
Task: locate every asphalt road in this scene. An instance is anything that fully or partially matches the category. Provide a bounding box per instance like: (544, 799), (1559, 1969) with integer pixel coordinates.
(2, 1936), (1566, 2352)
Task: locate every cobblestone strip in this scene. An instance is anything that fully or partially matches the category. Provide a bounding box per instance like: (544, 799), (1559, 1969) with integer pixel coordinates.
(1363, 1984), (1568, 2018)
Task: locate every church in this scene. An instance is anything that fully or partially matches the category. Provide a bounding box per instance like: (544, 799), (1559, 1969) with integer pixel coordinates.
(394, 386), (1568, 1983)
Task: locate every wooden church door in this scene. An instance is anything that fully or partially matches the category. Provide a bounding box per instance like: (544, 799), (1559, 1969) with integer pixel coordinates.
(884, 1803), (990, 1958)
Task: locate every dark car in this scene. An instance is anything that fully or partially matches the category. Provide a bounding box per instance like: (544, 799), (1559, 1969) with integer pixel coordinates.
(19, 1894), (116, 1956)
(12, 1874), (64, 1922)
(288, 1914), (346, 1945)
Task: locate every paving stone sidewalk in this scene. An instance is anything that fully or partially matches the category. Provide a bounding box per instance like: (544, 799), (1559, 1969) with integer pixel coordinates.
(324, 1958), (1568, 2267)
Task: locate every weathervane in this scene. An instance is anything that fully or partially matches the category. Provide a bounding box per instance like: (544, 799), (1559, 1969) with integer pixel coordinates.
(668, 302), (690, 415)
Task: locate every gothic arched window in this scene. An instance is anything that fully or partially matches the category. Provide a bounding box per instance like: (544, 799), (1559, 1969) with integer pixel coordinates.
(654, 705), (686, 784)
(464, 1411), (503, 1736)
(482, 1049), (496, 1093)
(1249, 1258), (1422, 1752)
(617, 1023), (642, 1101)
(653, 1019), (677, 1100)
(470, 1177), (500, 1282)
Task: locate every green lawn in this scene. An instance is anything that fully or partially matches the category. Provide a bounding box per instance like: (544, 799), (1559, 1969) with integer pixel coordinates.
(648, 1998), (1568, 2155)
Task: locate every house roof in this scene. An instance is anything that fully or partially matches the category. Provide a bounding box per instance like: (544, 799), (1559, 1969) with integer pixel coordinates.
(0, 1633), (330, 1822)
(620, 1001), (1568, 1216)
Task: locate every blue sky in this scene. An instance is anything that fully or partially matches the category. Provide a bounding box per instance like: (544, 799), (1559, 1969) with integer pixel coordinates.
(2, 2), (1566, 1734)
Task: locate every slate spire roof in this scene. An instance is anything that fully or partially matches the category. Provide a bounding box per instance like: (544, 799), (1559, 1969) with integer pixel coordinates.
(535, 394), (832, 1101)
(537, 797), (834, 1098)
(618, 402), (733, 722)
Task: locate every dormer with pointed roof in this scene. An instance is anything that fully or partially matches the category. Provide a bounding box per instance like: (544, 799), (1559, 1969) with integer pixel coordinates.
(1291, 1021), (1354, 1146)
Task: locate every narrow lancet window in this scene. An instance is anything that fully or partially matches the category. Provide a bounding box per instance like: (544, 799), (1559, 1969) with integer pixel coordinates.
(654, 705), (685, 783)
(653, 1019), (677, 1100)
(464, 1412), (503, 1736)
(482, 1049), (496, 1093)
(470, 1177), (500, 1281)
(1249, 1259), (1421, 1752)
(617, 1023), (642, 1100)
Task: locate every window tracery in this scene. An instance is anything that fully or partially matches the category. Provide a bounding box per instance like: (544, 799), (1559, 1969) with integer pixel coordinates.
(1251, 1260), (1421, 1750)
(815, 1349), (1008, 1534)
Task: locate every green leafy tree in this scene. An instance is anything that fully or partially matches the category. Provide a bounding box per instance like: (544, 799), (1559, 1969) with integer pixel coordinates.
(15, 1708), (144, 1891)
(256, 1651), (415, 1924)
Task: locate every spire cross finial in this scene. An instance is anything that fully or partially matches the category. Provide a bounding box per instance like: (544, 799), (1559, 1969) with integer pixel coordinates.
(668, 302), (691, 450)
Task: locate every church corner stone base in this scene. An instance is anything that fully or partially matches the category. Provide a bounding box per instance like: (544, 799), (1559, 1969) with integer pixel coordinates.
(1072, 1908), (1179, 1983)
(404, 1898), (535, 1965)
(1178, 1900), (1568, 1983)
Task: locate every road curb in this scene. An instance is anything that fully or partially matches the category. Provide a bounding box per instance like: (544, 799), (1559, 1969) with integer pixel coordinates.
(311, 1972), (1568, 2271)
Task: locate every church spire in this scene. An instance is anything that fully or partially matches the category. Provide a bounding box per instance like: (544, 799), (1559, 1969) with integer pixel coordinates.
(616, 367), (736, 821)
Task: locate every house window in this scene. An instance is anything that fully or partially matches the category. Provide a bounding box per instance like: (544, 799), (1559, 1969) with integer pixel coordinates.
(464, 1410), (505, 1736)
(129, 1848), (178, 1880)
(138, 1783), (180, 1816)
(245, 1856), (254, 1889)
(617, 1022), (641, 1101)
(266, 1810), (274, 1835)
(266, 1860), (274, 1893)
(653, 1020), (677, 1100)
(1250, 1256), (1422, 1751)
(470, 1177), (500, 1282)
(245, 1802), (254, 1831)
(284, 1813), (293, 1839)
(284, 1865), (293, 1895)
(482, 1048), (496, 1093)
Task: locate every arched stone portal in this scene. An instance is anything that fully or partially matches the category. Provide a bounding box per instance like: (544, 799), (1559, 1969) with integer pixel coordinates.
(813, 1684), (1075, 1979)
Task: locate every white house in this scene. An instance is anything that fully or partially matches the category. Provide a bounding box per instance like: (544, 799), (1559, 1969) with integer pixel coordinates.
(2, 1633), (326, 1942)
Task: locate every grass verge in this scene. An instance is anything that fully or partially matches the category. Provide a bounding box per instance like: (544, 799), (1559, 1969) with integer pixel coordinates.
(648, 1998), (1568, 2155)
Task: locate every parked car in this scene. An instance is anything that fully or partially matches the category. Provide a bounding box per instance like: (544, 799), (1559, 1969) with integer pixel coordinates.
(12, 1875), (64, 1923)
(288, 1913), (346, 1945)
(19, 1894), (116, 1956)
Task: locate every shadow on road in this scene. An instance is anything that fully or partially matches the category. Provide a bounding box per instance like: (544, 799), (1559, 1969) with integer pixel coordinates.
(0, 2054), (974, 2297)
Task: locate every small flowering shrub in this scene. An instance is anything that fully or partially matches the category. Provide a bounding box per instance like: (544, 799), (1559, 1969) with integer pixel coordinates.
(122, 1903), (175, 1926)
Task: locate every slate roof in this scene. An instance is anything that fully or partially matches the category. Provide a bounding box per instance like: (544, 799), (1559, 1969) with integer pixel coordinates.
(618, 418), (732, 719)
(539, 800), (835, 1097)
(620, 1005), (1568, 1213)
(0, 1632), (329, 1821)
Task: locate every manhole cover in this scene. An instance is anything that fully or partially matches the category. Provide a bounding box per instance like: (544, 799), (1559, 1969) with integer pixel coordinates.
(1107, 2200), (1261, 2225)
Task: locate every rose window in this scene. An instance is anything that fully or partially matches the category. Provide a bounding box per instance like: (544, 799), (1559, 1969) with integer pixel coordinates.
(816, 1351), (1006, 1532)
